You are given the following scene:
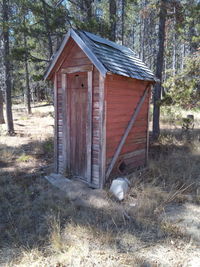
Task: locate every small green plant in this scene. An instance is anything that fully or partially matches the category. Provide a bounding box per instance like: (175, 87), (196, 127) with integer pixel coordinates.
(0, 145), (16, 161)
(182, 115), (194, 131)
(49, 111), (54, 119)
(43, 139), (53, 154)
(20, 115), (29, 121)
(161, 106), (183, 124)
(17, 153), (32, 162)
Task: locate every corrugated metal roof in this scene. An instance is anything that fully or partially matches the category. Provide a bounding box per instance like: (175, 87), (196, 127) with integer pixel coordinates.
(75, 30), (156, 82)
(44, 29), (156, 82)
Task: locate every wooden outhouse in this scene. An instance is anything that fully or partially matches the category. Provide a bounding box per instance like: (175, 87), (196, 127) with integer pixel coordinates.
(45, 29), (155, 188)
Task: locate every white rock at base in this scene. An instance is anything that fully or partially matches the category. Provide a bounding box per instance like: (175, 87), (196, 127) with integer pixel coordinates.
(109, 177), (130, 201)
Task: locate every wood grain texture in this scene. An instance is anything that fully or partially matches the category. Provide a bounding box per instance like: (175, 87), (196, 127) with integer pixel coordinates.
(61, 73), (67, 174)
(86, 71), (93, 183)
(50, 36), (152, 188)
(54, 73), (58, 172)
(69, 72), (87, 178)
(61, 65), (93, 74)
(105, 86), (148, 180)
(57, 41), (92, 176)
(90, 67), (101, 186)
(99, 73), (106, 188)
(105, 73), (150, 179)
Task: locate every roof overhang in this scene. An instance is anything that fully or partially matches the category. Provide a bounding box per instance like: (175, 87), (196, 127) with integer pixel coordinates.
(44, 28), (108, 80)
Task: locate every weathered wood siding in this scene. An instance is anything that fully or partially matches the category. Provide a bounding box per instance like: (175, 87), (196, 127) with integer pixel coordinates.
(55, 38), (101, 187)
(68, 72), (88, 178)
(56, 73), (63, 173)
(91, 67), (101, 187)
(53, 37), (151, 186)
(105, 74), (150, 177)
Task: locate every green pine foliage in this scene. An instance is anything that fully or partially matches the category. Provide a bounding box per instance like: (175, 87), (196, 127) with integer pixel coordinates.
(163, 51), (200, 109)
(0, 0), (199, 107)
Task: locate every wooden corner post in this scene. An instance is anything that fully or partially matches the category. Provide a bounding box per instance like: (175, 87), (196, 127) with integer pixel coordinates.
(54, 73), (58, 172)
(61, 73), (67, 174)
(99, 74), (106, 188)
(86, 71), (93, 183)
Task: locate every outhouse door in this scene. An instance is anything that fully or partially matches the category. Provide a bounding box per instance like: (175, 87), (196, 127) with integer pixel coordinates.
(65, 70), (92, 182)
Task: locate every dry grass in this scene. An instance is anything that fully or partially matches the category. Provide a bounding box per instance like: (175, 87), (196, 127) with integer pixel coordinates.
(0, 103), (200, 266)
(0, 145), (16, 162)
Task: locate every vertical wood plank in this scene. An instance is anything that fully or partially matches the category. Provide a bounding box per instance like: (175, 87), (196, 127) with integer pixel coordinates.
(105, 85), (149, 180)
(86, 71), (93, 183)
(99, 74), (106, 188)
(66, 75), (71, 171)
(62, 73), (67, 174)
(54, 73), (58, 173)
(146, 85), (151, 164)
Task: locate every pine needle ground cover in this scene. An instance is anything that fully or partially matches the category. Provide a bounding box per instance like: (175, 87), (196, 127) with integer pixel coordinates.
(0, 104), (200, 267)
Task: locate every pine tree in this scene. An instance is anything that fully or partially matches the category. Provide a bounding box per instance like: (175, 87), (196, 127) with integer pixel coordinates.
(2, 0), (14, 134)
(0, 39), (5, 124)
(0, 90), (5, 124)
(152, 0), (167, 140)
(109, 0), (117, 41)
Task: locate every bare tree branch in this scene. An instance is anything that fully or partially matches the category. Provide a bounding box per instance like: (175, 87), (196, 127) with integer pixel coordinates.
(30, 55), (50, 62)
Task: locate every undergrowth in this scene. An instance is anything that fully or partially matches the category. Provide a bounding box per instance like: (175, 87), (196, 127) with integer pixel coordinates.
(0, 104), (199, 266)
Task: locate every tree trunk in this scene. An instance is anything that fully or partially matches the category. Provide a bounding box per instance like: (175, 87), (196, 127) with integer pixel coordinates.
(0, 90), (5, 124)
(181, 43), (185, 70)
(152, 0), (167, 140)
(2, 0), (14, 135)
(109, 0), (117, 41)
(141, 0), (148, 62)
(41, 0), (53, 58)
(23, 18), (31, 114)
(132, 25), (135, 50)
(172, 6), (176, 76)
(189, 19), (197, 53)
(84, 0), (93, 21)
(139, 11), (144, 60)
(172, 38), (176, 76)
(121, 0), (125, 45)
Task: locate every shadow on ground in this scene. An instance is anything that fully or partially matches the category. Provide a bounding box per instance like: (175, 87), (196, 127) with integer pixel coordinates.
(0, 130), (200, 265)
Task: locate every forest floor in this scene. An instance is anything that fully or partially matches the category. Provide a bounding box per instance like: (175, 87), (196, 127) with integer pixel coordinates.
(0, 103), (200, 267)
